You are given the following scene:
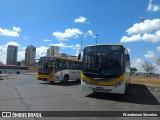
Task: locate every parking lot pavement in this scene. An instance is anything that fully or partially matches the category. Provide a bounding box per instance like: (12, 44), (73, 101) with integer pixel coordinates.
(0, 74), (160, 120)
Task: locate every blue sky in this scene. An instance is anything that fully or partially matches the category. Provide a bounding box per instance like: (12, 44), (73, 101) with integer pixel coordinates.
(0, 0), (160, 72)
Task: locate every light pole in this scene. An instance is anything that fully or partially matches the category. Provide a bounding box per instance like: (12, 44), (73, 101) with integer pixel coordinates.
(95, 34), (99, 44)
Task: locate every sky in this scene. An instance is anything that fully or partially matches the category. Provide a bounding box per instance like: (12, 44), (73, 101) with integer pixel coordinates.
(0, 0), (160, 73)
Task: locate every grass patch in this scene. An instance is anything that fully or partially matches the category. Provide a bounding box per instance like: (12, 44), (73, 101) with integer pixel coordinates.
(130, 76), (160, 87)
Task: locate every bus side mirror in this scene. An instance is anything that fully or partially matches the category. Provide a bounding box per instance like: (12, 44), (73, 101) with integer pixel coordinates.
(126, 54), (130, 61)
(78, 53), (81, 60)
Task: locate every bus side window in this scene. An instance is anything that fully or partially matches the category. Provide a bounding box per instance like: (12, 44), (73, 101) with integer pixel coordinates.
(68, 61), (72, 69)
(59, 60), (65, 70)
(56, 59), (60, 72)
(65, 61), (69, 69)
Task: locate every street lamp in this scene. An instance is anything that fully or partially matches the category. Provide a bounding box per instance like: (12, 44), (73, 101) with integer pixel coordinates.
(79, 35), (83, 52)
(95, 34), (99, 44)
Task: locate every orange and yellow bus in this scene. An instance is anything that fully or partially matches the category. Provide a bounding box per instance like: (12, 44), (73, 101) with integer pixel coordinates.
(37, 56), (82, 84)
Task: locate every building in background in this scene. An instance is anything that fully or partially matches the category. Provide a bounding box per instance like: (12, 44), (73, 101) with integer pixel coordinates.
(60, 53), (67, 57)
(6, 45), (18, 65)
(25, 45), (36, 65)
(47, 46), (60, 56)
(60, 53), (77, 60)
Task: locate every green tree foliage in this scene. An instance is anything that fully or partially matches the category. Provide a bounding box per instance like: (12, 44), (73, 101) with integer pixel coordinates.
(17, 61), (21, 66)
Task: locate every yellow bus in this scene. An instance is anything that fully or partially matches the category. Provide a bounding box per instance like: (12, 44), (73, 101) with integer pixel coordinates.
(80, 44), (131, 94)
(37, 56), (82, 84)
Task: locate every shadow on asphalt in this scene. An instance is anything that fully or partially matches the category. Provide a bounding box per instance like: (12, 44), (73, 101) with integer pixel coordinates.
(86, 83), (160, 105)
(39, 80), (81, 86)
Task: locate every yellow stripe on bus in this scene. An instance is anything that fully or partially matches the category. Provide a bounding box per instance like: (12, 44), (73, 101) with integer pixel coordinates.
(81, 72), (125, 86)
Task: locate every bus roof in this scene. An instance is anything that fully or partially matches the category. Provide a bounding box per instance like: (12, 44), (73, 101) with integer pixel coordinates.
(40, 56), (81, 62)
(84, 44), (124, 48)
(55, 56), (81, 62)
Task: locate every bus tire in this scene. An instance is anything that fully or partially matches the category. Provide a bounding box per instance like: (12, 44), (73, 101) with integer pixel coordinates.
(93, 91), (99, 94)
(63, 74), (69, 83)
(49, 81), (55, 84)
(0, 71), (1, 74)
(16, 71), (20, 74)
(76, 79), (80, 82)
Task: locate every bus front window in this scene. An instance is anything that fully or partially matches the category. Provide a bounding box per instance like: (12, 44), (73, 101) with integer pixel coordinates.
(83, 51), (124, 78)
(38, 60), (54, 74)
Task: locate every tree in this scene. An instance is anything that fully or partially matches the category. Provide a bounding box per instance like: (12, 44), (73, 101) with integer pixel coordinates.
(156, 56), (160, 66)
(21, 60), (26, 66)
(142, 61), (155, 77)
(17, 61), (21, 66)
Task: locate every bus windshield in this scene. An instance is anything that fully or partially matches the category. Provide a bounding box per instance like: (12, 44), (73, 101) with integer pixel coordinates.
(38, 57), (54, 74)
(83, 46), (124, 78)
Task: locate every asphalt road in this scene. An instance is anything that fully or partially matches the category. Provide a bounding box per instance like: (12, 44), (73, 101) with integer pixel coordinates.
(0, 73), (160, 120)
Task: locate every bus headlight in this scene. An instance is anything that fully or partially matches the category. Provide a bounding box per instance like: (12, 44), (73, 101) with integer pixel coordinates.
(114, 81), (123, 87)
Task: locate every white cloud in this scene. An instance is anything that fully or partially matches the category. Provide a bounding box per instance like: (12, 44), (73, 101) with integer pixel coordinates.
(22, 47), (26, 50)
(0, 27), (21, 37)
(53, 28), (82, 41)
(50, 43), (67, 48)
(50, 43), (80, 50)
(6, 42), (20, 47)
(120, 19), (160, 43)
(157, 47), (160, 51)
(85, 30), (95, 37)
(13, 26), (21, 32)
(0, 45), (6, 64)
(18, 51), (25, 61)
(74, 16), (87, 23)
(120, 34), (141, 43)
(131, 58), (144, 72)
(147, 0), (160, 12)
(36, 46), (48, 59)
(144, 51), (156, 59)
(43, 39), (52, 42)
(121, 30), (160, 43)
(87, 30), (93, 36)
(126, 19), (160, 35)
(23, 36), (31, 40)
(50, 43), (80, 56)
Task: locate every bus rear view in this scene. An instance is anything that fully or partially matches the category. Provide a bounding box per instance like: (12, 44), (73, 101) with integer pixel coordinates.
(81, 44), (130, 94)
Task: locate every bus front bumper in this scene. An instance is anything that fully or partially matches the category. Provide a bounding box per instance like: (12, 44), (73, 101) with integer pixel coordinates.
(81, 79), (126, 94)
(37, 74), (54, 82)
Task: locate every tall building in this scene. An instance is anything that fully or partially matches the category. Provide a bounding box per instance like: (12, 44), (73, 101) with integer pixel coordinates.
(25, 45), (36, 65)
(47, 46), (60, 56)
(6, 45), (18, 65)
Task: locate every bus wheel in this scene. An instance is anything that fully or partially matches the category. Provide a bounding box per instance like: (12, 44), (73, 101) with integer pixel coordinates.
(49, 81), (54, 84)
(16, 71), (20, 74)
(93, 91), (98, 94)
(63, 75), (69, 83)
(0, 71), (1, 74)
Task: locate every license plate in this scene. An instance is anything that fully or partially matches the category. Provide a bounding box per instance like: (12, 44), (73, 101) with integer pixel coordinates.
(96, 87), (104, 90)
